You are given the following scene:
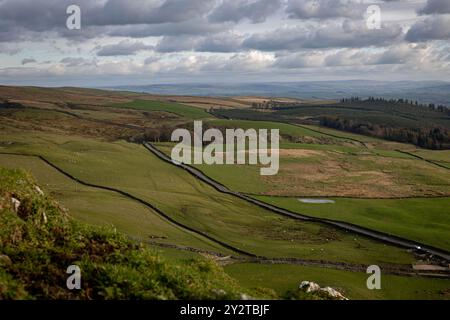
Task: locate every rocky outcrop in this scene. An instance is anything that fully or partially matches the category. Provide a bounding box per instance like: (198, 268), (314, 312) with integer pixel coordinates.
(299, 281), (348, 300)
(299, 281), (321, 293)
(320, 286), (348, 300)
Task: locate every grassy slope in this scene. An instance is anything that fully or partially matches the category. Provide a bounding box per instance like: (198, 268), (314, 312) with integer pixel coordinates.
(1, 92), (449, 300)
(0, 168), (256, 300)
(152, 118), (450, 250)
(1, 167), (448, 300)
(207, 119), (351, 144)
(153, 141), (427, 196)
(225, 263), (450, 300)
(212, 102), (450, 132)
(255, 196), (450, 251)
(411, 150), (450, 162)
(0, 132), (417, 265)
(0, 154), (229, 254)
(112, 100), (211, 119)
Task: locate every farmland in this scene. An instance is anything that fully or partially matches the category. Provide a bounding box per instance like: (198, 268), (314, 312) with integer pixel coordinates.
(0, 86), (449, 299)
(111, 99), (211, 119)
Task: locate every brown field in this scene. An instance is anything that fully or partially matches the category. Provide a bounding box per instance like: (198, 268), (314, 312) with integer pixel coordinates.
(0, 103), (184, 142)
(0, 85), (257, 111)
(2, 85), (449, 199)
(162, 96), (252, 109)
(262, 149), (450, 198)
(0, 86), (140, 107)
(231, 96), (338, 105)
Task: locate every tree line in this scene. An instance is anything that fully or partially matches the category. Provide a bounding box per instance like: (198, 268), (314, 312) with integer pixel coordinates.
(340, 97), (450, 115)
(320, 116), (450, 150)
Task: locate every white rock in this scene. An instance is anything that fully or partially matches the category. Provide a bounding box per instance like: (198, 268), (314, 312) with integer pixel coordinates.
(299, 281), (321, 293)
(35, 186), (44, 196)
(11, 197), (20, 213)
(240, 293), (253, 300)
(320, 287), (348, 300)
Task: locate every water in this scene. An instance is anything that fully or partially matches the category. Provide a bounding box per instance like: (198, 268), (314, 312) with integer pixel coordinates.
(298, 199), (335, 204)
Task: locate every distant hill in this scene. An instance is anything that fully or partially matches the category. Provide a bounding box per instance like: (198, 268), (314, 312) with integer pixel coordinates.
(212, 97), (450, 150)
(106, 80), (450, 106)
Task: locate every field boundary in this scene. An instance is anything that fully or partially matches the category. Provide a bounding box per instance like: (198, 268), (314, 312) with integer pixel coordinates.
(0, 151), (256, 257)
(395, 149), (450, 171)
(143, 142), (450, 262)
(208, 109), (369, 148)
(146, 241), (450, 278)
(5, 105), (449, 260)
(4, 151), (444, 276)
(244, 193), (450, 200)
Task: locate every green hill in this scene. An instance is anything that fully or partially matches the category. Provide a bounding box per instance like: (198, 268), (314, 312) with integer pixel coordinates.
(0, 168), (263, 300)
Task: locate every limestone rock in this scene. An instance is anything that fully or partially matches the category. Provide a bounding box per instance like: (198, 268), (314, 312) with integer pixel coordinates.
(300, 281), (349, 300)
(35, 186), (44, 196)
(299, 281), (321, 293)
(320, 287), (348, 300)
(11, 197), (20, 213)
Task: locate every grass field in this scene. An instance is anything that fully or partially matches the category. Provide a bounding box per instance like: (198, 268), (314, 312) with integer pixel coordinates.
(207, 119), (356, 146)
(254, 195), (450, 251)
(153, 123), (450, 251)
(0, 154), (228, 254)
(0, 167), (260, 300)
(1, 86), (449, 300)
(212, 100), (450, 133)
(411, 149), (450, 162)
(112, 100), (211, 119)
(0, 131), (419, 265)
(153, 131), (450, 199)
(154, 140), (450, 251)
(225, 263), (450, 300)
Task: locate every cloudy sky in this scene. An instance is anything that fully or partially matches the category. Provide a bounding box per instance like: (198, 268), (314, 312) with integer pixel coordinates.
(0, 0), (449, 86)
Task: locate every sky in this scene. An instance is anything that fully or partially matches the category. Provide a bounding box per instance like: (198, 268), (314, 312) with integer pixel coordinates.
(0, 0), (449, 87)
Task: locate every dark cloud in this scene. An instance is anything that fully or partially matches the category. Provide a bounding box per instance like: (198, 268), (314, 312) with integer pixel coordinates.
(21, 58), (37, 65)
(243, 20), (404, 51)
(208, 0), (282, 23)
(418, 0), (450, 15)
(0, 0), (217, 41)
(60, 57), (94, 67)
(107, 19), (230, 38)
(406, 15), (450, 42)
(156, 32), (244, 53)
(96, 40), (154, 56)
(286, 0), (364, 20)
(89, 0), (215, 26)
(156, 36), (200, 52)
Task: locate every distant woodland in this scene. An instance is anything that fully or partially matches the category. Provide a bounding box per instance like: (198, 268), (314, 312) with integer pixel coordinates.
(216, 97), (450, 150)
